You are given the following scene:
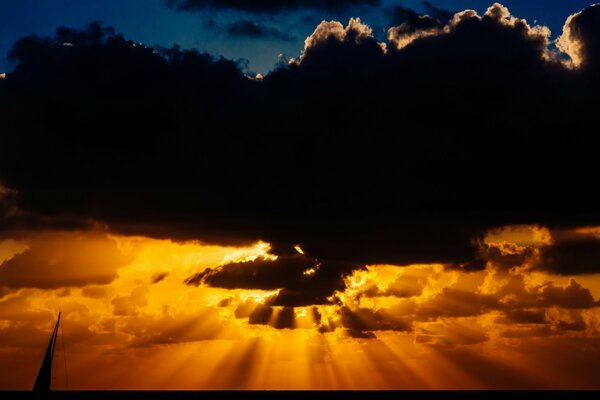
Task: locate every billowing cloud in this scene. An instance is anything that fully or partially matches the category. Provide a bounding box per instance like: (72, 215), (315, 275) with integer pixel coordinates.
(387, 3), (551, 57)
(463, 225), (600, 275)
(164, 0), (379, 14)
(326, 260), (599, 338)
(2, 4), (600, 313)
(556, 3), (600, 68)
(532, 279), (598, 309)
(386, 1), (453, 49)
(0, 232), (598, 389)
(291, 16), (387, 69)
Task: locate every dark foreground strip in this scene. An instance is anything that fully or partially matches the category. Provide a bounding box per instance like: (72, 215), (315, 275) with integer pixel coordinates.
(1, 391), (599, 400)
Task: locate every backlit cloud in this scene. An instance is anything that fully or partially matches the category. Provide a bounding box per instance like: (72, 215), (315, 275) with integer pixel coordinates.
(164, 0), (379, 14)
(556, 3), (600, 68)
(0, 229), (597, 389)
(2, 3), (600, 389)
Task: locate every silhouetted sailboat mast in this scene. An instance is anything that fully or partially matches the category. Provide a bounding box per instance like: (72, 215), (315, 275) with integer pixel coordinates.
(32, 312), (61, 393)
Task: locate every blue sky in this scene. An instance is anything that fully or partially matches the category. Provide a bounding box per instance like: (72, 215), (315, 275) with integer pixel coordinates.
(0, 0), (595, 74)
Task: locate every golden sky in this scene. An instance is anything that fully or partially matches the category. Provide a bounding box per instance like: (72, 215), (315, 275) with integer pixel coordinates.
(0, 225), (599, 390)
(3, 1), (600, 392)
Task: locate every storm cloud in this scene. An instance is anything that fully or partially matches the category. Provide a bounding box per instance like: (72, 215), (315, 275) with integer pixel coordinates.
(2, 3), (600, 307)
(186, 251), (360, 306)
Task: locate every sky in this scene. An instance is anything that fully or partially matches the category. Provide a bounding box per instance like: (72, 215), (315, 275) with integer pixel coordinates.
(0, 0), (595, 74)
(1, 0), (600, 391)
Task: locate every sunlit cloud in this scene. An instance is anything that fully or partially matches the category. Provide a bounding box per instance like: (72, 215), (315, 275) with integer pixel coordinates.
(2, 0), (600, 391)
(0, 224), (599, 389)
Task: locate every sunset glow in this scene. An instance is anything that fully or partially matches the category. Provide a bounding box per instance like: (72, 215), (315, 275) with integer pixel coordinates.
(2, 0), (600, 392)
(0, 225), (598, 389)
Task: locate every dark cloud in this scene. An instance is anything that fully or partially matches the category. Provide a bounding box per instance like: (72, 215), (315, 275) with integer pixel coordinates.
(385, 2), (453, 50)
(344, 328), (376, 339)
(186, 252), (360, 306)
(555, 311), (587, 332)
(477, 242), (534, 270)
(469, 228), (600, 275)
(495, 308), (547, 325)
(150, 272), (169, 284)
(234, 298), (258, 318)
(535, 233), (600, 275)
(218, 297), (233, 307)
(338, 266), (598, 338)
(500, 325), (553, 338)
(350, 268), (598, 325)
(533, 279), (599, 309)
(2, 4), (600, 307)
(248, 304), (274, 325)
(422, 1), (453, 23)
(273, 306), (295, 328)
(225, 20), (294, 41)
(164, 0), (379, 14)
(234, 300), (296, 329)
(500, 310), (588, 338)
(388, 1), (452, 29)
(207, 18), (295, 41)
(493, 273), (600, 310)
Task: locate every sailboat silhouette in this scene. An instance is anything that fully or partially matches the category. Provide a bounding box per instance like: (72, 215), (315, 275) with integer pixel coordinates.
(32, 312), (61, 394)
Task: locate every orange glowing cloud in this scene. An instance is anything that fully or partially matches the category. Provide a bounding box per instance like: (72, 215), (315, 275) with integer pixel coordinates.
(0, 225), (599, 389)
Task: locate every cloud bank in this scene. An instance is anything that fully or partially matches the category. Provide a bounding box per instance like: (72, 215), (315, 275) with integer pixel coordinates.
(2, 4), (600, 307)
